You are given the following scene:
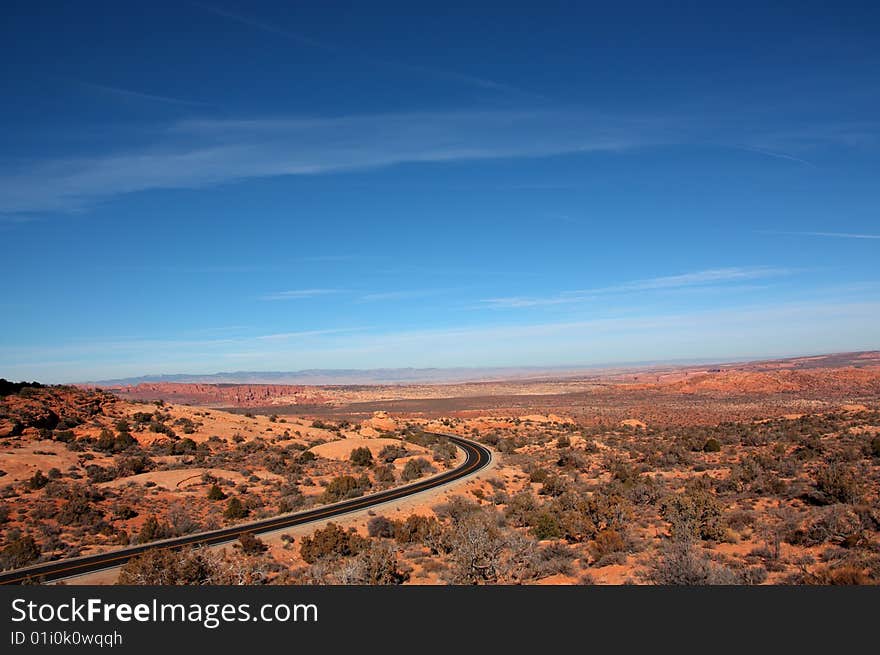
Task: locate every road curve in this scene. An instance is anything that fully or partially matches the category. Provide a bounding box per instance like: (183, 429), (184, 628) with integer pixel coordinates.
(0, 432), (492, 585)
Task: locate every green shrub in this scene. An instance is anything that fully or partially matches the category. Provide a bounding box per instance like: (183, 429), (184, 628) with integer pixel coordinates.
(530, 512), (564, 540)
(349, 447), (374, 467)
(27, 470), (48, 490)
(402, 458), (433, 482)
(703, 438), (722, 453)
(224, 496), (248, 520)
(322, 475), (371, 503)
(661, 488), (725, 541)
(207, 484), (227, 501)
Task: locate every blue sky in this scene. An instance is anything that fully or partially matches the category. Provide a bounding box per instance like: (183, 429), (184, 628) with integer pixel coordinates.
(2, 1), (879, 383)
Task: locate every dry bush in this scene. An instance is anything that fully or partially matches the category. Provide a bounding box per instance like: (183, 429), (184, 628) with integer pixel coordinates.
(661, 486), (724, 541)
(299, 522), (368, 563)
(117, 547), (271, 585)
(644, 539), (766, 585)
(366, 515), (396, 538)
(236, 532), (267, 555)
(336, 542), (409, 585)
(814, 462), (864, 504)
(0, 533), (41, 570)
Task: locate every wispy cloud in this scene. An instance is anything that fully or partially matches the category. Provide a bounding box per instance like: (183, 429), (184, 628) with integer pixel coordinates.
(71, 79), (209, 108)
(732, 145), (816, 167)
(761, 230), (880, 240)
(2, 106), (874, 217)
(0, 110), (660, 215)
(194, 3), (535, 98)
(358, 289), (454, 303)
(260, 289), (342, 301)
(255, 327), (369, 342)
(480, 266), (792, 309)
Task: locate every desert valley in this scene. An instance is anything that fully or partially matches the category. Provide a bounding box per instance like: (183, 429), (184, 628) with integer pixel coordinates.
(1, 351), (878, 585)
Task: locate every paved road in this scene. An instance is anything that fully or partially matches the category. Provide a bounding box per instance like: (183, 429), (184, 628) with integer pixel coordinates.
(0, 432), (492, 585)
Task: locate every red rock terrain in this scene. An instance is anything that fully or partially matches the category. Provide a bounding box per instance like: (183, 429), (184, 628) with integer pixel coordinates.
(105, 383), (330, 407)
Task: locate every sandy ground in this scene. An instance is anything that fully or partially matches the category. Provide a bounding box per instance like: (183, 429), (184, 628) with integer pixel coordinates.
(308, 437), (430, 460)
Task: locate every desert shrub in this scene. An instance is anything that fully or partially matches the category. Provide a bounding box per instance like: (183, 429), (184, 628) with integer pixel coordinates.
(298, 451), (316, 463)
(349, 447), (374, 467)
(207, 484), (227, 501)
(27, 470), (48, 490)
(224, 497), (248, 520)
(402, 457), (433, 481)
(556, 450), (588, 471)
(113, 504), (137, 520)
(703, 438), (722, 453)
(53, 429), (75, 443)
(167, 503), (200, 537)
(789, 505), (865, 547)
(394, 515), (440, 545)
(556, 434), (571, 448)
(299, 522), (368, 563)
(374, 464), (396, 484)
(583, 491), (633, 534)
(367, 515), (396, 538)
(137, 515), (172, 544)
(57, 491), (105, 527)
(528, 467), (549, 483)
(814, 463), (863, 504)
(530, 511), (564, 540)
(171, 438), (197, 455)
(724, 508), (756, 532)
(433, 496), (482, 522)
(114, 431), (137, 451)
(496, 438), (519, 454)
(337, 541), (409, 585)
(378, 443), (407, 463)
(504, 491), (539, 527)
(115, 454), (152, 476)
(321, 475), (371, 503)
(85, 464), (115, 484)
(799, 564), (873, 585)
(117, 548), (216, 585)
(0, 534), (41, 570)
(431, 441), (457, 463)
(96, 428), (115, 451)
(278, 487), (305, 513)
(0, 503), (9, 524)
(589, 529), (628, 565)
(661, 487), (725, 541)
(645, 539), (764, 585)
(444, 511), (506, 584)
(539, 475), (568, 497)
(237, 532), (268, 555)
(870, 436), (880, 458)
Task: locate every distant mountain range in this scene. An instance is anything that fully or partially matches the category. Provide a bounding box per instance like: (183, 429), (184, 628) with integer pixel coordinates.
(87, 366), (602, 387)
(82, 351), (880, 388)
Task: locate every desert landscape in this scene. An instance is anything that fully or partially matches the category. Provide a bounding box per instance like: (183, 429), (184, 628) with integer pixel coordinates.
(2, 351), (878, 585)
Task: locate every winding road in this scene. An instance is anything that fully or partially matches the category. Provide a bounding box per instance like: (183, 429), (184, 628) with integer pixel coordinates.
(0, 432), (492, 585)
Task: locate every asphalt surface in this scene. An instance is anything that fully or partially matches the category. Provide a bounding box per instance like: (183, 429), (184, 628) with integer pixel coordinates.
(0, 432), (492, 585)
